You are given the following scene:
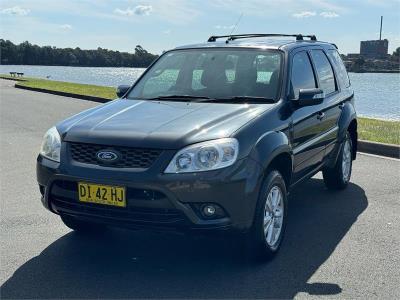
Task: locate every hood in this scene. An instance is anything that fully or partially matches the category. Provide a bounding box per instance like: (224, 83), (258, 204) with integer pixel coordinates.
(58, 99), (274, 149)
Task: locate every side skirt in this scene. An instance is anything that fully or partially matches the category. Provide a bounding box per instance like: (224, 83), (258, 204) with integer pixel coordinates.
(288, 162), (324, 192)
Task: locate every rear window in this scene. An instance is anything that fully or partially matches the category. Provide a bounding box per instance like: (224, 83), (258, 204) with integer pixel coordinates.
(310, 50), (337, 95)
(327, 50), (351, 88)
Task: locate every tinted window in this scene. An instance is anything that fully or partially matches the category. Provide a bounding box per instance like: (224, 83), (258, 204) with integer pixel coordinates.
(291, 51), (316, 98)
(310, 50), (336, 94)
(327, 50), (350, 88)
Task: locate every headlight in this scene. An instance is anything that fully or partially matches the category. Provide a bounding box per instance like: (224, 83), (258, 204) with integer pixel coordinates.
(165, 138), (239, 173)
(40, 126), (61, 162)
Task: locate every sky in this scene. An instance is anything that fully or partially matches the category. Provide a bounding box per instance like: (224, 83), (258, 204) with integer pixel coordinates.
(0, 0), (399, 55)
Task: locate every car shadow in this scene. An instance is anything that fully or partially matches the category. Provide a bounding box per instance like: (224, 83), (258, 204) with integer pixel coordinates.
(1, 178), (367, 299)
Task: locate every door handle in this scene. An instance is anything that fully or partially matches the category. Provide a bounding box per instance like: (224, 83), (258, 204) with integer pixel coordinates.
(317, 112), (325, 120)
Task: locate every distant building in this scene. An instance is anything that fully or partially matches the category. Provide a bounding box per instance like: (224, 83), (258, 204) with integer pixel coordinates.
(360, 39), (389, 59)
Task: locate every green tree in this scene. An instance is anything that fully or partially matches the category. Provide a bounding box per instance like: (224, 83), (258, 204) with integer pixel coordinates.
(0, 39), (158, 67)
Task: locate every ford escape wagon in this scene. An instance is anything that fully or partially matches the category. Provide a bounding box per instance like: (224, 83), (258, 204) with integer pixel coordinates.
(37, 34), (357, 259)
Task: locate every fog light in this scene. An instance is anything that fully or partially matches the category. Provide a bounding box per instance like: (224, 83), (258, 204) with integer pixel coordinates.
(203, 205), (216, 217)
(192, 203), (226, 219)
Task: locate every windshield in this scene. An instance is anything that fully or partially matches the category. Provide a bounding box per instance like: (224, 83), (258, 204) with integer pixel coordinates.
(127, 48), (282, 102)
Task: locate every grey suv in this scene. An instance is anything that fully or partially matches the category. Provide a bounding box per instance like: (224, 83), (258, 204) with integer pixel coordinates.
(37, 34), (357, 259)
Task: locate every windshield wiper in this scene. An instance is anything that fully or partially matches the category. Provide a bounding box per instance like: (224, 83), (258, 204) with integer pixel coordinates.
(145, 95), (214, 101)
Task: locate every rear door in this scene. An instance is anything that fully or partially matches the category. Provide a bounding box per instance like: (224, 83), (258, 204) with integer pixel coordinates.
(290, 49), (325, 182)
(325, 49), (353, 155)
(309, 49), (341, 157)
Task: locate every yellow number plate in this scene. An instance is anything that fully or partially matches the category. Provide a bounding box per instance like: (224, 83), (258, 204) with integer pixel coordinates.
(78, 182), (126, 207)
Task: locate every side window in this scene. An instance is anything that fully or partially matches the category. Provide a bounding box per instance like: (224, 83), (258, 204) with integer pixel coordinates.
(310, 50), (336, 95)
(291, 51), (316, 99)
(327, 50), (350, 88)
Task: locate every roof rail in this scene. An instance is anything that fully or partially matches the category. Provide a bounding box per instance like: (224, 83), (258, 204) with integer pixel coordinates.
(207, 33), (317, 43)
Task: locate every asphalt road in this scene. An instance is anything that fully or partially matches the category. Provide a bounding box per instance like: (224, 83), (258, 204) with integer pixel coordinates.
(1, 79), (399, 299)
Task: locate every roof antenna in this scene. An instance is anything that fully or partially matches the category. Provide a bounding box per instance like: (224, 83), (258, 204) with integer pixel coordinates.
(227, 13), (243, 43)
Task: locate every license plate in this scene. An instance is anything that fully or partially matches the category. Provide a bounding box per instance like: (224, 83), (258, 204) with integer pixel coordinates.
(78, 182), (126, 207)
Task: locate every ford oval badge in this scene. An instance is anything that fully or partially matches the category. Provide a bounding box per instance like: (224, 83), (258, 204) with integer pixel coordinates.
(96, 150), (119, 162)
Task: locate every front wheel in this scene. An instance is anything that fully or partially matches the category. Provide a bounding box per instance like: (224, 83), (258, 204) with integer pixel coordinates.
(323, 132), (353, 190)
(246, 170), (288, 260)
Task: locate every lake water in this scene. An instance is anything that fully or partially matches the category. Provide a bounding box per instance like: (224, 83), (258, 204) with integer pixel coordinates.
(1, 65), (399, 120)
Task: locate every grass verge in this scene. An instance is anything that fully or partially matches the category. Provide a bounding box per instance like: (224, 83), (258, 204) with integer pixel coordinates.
(1, 74), (399, 145)
(0, 74), (116, 100)
(358, 117), (399, 145)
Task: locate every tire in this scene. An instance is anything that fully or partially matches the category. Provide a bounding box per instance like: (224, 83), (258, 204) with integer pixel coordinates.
(60, 214), (107, 234)
(323, 132), (353, 190)
(245, 170), (288, 261)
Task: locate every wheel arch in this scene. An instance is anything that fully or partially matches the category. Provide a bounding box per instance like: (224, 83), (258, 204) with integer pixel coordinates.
(267, 152), (293, 188)
(325, 103), (357, 169)
(348, 118), (358, 159)
(338, 102), (358, 160)
(249, 131), (294, 189)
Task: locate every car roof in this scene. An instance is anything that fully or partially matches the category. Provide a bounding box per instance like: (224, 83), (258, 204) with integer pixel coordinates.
(174, 38), (337, 52)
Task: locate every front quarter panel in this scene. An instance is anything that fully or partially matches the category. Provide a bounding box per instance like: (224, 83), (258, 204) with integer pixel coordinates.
(249, 131), (292, 171)
(231, 102), (292, 192)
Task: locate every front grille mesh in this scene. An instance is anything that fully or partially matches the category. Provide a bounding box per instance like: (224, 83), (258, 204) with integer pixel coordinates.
(69, 142), (161, 168)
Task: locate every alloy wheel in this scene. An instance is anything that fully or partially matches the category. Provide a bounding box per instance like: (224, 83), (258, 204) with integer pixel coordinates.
(263, 186), (284, 248)
(342, 139), (352, 182)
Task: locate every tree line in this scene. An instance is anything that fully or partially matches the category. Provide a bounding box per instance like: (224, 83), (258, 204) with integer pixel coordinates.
(0, 39), (159, 67)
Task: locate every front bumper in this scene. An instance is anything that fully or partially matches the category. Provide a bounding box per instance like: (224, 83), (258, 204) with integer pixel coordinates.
(37, 150), (263, 233)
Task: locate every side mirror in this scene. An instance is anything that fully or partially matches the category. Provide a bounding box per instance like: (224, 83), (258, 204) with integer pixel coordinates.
(116, 85), (130, 98)
(293, 88), (325, 106)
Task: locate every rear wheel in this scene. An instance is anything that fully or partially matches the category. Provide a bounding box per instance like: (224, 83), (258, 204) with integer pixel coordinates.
(323, 132), (353, 190)
(246, 170), (288, 261)
(60, 214), (107, 234)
